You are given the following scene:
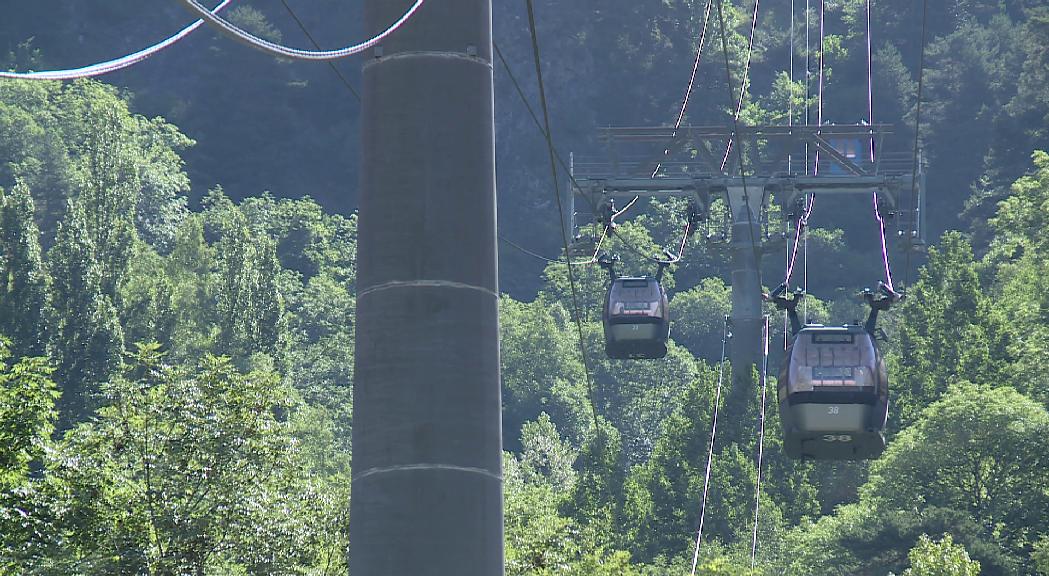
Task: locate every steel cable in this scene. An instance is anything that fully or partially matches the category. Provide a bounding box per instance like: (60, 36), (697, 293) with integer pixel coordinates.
(524, 0), (601, 431)
(652, 0), (715, 177)
(719, 0), (762, 172)
(750, 315), (771, 568)
(782, 193), (814, 288)
(715, 0), (761, 265)
(689, 316), (731, 575)
(904, 0), (929, 290)
(278, 0), (361, 100)
(174, 0), (424, 61)
(0, 0), (233, 81)
(814, 0), (825, 175)
(865, 0), (876, 163)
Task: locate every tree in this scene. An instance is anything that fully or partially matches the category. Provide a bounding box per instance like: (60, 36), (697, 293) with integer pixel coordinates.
(863, 383), (1049, 554)
(984, 151), (1049, 405)
(47, 200), (124, 422)
(0, 182), (49, 356)
(500, 296), (589, 447)
(0, 339), (60, 574)
(0, 339), (57, 491)
(903, 534), (981, 576)
(213, 206), (289, 367)
(566, 417), (626, 539)
(119, 239), (176, 349)
(37, 345), (337, 574)
(669, 277), (731, 361)
(504, 418), (638, 576)
(1034, 535), (1049, 576)
(888, 232), (1009, 427)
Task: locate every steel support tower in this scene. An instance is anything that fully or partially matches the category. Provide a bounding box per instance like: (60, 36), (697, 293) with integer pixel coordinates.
(352, 1), (503, 574)
(572, 124), (925, 418)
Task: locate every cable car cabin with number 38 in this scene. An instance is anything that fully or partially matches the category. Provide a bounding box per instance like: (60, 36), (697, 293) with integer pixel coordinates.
(778, 324), (889, 460)
(602, 276), (670, 360)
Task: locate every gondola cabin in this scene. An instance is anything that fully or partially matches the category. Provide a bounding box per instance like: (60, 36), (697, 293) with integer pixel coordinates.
(778, 324), (889, 460)
(602, 276), (670, 359)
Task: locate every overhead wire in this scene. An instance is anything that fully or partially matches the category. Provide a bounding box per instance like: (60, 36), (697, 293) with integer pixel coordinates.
(865, 0), (875, 163)
(904, 0), (929, 290)
(174, 0), (424, 61)
(492, 41), (614, 267)
(524, 0), (601, 431)
(750, 315), (771, 568)
(652, 0), (715, 178)
(788, 0), (795, 174)
(689, 316), (731, 575)
(719, 0), (762, 172)
(625, 0), (716, 264)
(803, 207), (810, 322)
(278, 0), (361, 101)
(0, 0), (233, 81)
(805, 0), (811, 172)
(782, 193), (814, 289)
(813, 0), (825, 175)
(500, 228), (608, 266)
(715, 0), (762, 264)
(872, 192), (896, 292)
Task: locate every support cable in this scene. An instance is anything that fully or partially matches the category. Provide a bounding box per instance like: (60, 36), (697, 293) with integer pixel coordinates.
(784, 196), (791, 348)
(904, 0), (929, 289)
(813, 0), (825, 175)
(715, 0), (761, 263)
(865, 0), (875, 163)
(750, 315), (771, 568)
(803, 211), (810, 322)
(500, 227), (607, 266)
(494, 42), (600, 218)
(501, 27), (689, 267)
(689, 317), (731, 575)
(278, 0), (361, 101)
(872, 192), (896, 292)
(612, 196), (640, 222)
(788, 0), (795, 174)
(174, 0), (424, 61)
(781, 193), (814, 289)
(719, 0), (762, 172)
(524, 0), (600, 430)
(0, 0), (233, 80)
(804, 0), (811, 174)
(490, 40), (612, 265)
(652, 0), (715, 177)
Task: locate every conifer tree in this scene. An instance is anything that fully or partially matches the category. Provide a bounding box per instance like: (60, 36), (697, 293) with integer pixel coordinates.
(47, 200), (124, 422)
(0, 182), (49, 356)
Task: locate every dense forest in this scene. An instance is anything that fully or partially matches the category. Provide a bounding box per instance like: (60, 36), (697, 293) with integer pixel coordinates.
(2, 0), (1049, 574)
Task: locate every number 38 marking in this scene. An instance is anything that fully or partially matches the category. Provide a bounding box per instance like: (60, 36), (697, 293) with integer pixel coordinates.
(827, 406), (840, 415)
(823, 434), (853, 442)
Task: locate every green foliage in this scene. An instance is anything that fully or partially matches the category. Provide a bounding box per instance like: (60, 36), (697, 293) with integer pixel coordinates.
(4, 5), (1049, 573)
(888, 232), (1008, 427)
(864, 383), (1049, 554)
(1034, 536), (1049, 575)
(204, 190), (290, 367)
(504, 418), (637, 576)
(0, 182), (49, 356)
(670, 277), (731, 361)
(31, 345), (340, 574)
(0, 79), (191, 248)
(500, 296), (589, 446)
(0, 339), (57, 490)
(566, 417), (626, 539)
(903, 534), (981, 576)
(47, 199), (124, 421)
